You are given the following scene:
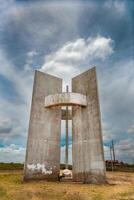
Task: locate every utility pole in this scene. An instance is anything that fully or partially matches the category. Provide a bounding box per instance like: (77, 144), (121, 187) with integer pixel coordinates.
(112, 140), (115, 162)
(110, 145), (114, 172)
(65, 85), (69, 169)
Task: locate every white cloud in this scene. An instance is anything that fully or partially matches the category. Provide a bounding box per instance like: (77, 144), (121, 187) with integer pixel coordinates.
(115, 139), (134, 163)
(0, 0), (17, 32)
(99, 59), (134, 163)
(103, 138), (134, 163)
(0, 49), (34, 146)
(0, 49), (33, 105)
(99, 59), (134, 134)
(0, 144), (26, 163)
(1, 1), (79, 54)
(24, 50), (39, 72)
(0, 50), (34, 103)
(40, 35), (114, 89)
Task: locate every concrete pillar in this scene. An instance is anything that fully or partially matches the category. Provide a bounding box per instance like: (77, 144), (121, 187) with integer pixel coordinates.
(24, 70), (62, 181)
(72, 67), (106, 183)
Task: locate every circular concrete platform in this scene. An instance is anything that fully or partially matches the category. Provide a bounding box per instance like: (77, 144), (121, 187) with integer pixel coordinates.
(44, 92), (87, 108)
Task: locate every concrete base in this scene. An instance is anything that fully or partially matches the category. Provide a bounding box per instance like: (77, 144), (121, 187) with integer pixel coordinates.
(73, 172), (107, 184)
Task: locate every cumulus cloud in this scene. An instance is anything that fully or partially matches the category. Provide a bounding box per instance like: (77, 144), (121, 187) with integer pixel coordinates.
(115, 139), (134, 163)
(24, 50), (39, 72)
(0, 144), (25, 163)
(1, 0), (79, 63)
(0, 49), (34, 147)
(100, 59), (134, 139)
(98, 58), (134, 163)
(40, 35), (114, 89)
(0, 50), (34, 103)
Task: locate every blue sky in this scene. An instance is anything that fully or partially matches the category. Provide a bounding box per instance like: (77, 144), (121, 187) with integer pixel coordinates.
(0, 0), (133, 163)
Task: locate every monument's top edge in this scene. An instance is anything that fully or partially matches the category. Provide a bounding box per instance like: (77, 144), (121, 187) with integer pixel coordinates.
(35, 70), (63, 81)
(45, 92), (87, 108)
(72, 66), (96, 80)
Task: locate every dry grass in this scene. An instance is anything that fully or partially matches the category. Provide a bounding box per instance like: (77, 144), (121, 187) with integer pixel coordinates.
(0, 171), (133, 200)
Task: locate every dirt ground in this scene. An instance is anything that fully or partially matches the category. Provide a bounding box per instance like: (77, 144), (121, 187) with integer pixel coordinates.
(0, 171), (133, 200)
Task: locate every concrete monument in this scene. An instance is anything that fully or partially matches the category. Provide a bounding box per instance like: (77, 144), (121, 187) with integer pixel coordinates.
(24, 67), (106, 183)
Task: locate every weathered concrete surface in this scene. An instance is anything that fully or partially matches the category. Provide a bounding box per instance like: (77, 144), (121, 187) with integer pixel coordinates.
(72, 67), (106, 184)
(45, 93), (87, 108)
(24, 70), (62, 181)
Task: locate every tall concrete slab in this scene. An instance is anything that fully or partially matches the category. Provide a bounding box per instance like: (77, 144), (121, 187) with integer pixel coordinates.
(72, 67), (106, 183)
(24, 70), (62, 181)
